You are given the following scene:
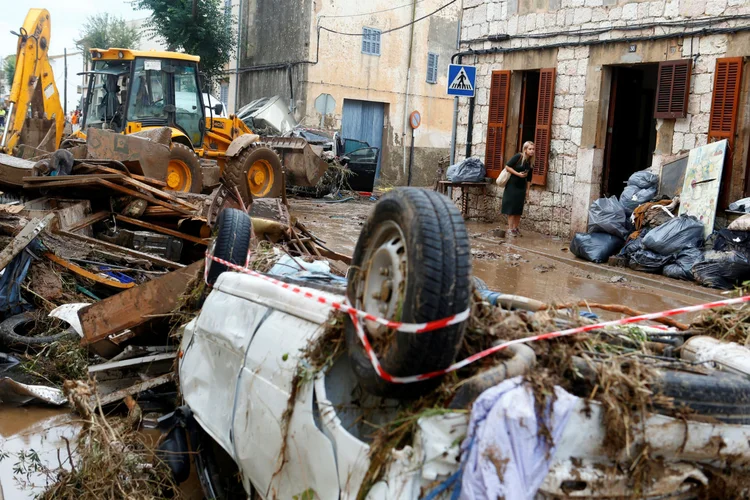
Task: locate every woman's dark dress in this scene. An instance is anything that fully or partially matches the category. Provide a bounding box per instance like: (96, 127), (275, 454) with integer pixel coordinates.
(501, 153), (532, 216)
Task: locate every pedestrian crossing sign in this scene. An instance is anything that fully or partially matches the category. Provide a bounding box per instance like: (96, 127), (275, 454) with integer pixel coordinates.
(447, 64), (476, 97)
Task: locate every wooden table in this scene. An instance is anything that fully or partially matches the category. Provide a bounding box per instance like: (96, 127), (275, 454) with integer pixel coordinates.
(436, 180), (491, 221)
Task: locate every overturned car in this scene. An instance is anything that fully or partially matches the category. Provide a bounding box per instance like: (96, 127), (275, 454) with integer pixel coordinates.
(162, 188), (750, 499)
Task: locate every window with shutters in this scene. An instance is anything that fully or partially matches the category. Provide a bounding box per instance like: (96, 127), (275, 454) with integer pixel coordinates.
(654, 60), (692, 119)
(484, 70), (511, 179)
(426, 53), (439, 84)
(362, 28), (381, 56)
(532, 68), (556, 186)
(708, 57), (743, 201)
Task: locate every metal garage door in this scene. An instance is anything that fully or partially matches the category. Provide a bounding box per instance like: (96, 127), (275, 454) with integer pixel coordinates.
(341, 99), (385, 179)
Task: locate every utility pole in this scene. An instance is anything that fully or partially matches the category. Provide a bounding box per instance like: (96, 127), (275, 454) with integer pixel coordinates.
(64, 48), (68, 117)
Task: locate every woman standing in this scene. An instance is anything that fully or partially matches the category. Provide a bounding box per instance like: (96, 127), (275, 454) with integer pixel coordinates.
(501, 141), (535, 236)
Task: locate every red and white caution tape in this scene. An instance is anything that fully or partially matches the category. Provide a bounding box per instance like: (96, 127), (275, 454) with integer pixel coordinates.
(206, 252), (750, 384)
(205, 253), (470, 333)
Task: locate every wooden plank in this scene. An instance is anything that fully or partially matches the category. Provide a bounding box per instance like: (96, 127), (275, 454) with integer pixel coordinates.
(45, 252), (136, 289)
(81, 164), (168, 187)
(0, 214), (55, 272)
(115, 214), (209, 245)
(119, 177), (200, 211)
(56, 229), (184, 269)
(67, 210), (110, 233)
(78, 260), (203, 345)
(97, 373), (175, 407)
(97, 179), (196, 216)
(23, 174), (127, 184)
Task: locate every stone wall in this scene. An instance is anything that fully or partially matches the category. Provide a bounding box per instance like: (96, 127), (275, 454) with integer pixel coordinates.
(456, 0), (750, 237)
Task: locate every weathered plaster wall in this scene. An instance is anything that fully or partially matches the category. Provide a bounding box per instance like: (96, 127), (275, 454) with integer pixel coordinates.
(457, 0), (750, 237)
(301, 0), (461, 187)
(237, 0), (312, 116)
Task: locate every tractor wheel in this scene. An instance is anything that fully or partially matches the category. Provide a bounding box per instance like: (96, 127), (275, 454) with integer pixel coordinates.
(167, 143), (203, 193)
(224, 143), (283, 204)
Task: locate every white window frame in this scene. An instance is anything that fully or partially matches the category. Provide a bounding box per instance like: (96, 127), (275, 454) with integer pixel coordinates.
(426, 52), (439, 84)
(362, 27), (382, 56)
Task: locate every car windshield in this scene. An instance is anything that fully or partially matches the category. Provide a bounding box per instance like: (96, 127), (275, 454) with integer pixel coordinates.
(127, 58), (169, 125)
(83, 60), (131, 131)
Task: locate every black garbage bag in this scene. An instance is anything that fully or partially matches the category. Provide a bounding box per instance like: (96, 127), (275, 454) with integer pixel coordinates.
(713, 229), (750, 259)
(588, 196), (632, 239)
(642, 215), (704, 255)
(693, 251), (750, 290)
(620, 185), (657, 213)
(627, 170), (659, 189)
(618, 237), (644, 258)
(663, 248), (704, 281)
(446, 157), (486, 182)
(628, 249), (674, 273)
(570, 232), (624, 263)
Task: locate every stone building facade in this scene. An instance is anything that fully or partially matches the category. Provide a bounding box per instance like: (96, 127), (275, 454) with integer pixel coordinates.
(455, 0), (750, 237)
(236, 0), (462, 187)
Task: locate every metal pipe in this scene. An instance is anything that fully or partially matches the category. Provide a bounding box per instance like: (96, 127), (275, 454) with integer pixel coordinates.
(1, 102), (14, 148)
(64, 48), (68, 117)
(401, 0), (418, 178)
(408, 125), (415, 185)
(234, 0), (243, 114)
(449, 17), (462, 166)
(465, 95), (475, 158)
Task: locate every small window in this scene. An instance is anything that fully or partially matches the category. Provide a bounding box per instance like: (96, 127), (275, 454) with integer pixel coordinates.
(362, 27), (381, 56)
(224, 0), (232, 17)
(220, 83), (229, 108)
(426, 52), (439, 84)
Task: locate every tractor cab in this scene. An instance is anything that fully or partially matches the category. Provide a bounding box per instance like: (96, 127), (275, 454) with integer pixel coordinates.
(81, 48), (219, 149)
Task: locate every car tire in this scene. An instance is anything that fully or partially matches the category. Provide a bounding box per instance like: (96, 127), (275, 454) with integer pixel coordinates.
(168, 143), (204, 193)
(654, 370), (750, 425)
(0, 312), (77, 348)
(206, 208), (252, 286)
(345, 188), (472, 399)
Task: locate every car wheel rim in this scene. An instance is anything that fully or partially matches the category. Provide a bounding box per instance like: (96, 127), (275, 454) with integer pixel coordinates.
(166, 159), (192, 192)
(247, 159), (274, 197)
(359, 221), (408, 335)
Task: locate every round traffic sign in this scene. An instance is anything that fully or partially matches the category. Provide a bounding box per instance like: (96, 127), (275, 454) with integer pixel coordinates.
(409, 110), (421, 129)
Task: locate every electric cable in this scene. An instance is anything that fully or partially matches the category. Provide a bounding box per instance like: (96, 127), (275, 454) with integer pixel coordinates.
(319, 0), (459, 36)
(318, 0), (428, 19)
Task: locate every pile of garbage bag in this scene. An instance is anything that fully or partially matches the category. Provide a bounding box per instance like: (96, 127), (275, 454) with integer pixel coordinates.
(620, 170), (659, 213)
(446, 157), (486, 183)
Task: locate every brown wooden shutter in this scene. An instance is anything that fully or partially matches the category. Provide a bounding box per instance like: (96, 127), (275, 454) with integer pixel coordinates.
(708, 57), (743, 203)
(532, 68), (556, 186)
(485, 70), (511, 179)
(654, 59), (692, 119)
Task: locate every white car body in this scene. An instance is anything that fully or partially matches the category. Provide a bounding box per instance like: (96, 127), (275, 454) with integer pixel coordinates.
(179, 271), (750, 499)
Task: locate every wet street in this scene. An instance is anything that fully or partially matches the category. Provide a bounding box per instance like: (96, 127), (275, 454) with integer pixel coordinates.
(292, 196), (717, 314)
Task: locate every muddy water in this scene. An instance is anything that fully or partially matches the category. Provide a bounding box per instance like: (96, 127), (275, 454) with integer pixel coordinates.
(0, 406), (79, 499)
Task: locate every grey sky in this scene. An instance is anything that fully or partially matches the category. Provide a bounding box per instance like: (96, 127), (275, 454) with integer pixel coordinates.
(1, 1), (149, 60)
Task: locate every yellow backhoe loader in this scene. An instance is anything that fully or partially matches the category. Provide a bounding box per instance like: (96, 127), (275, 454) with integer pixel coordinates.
(4, 9), (327, 204)
(0, 9), (65, 155)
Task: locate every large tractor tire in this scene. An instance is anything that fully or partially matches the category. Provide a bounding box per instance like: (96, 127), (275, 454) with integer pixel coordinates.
(224, 143), (283, 203)
(167, 143), (203, 193)
(345, 188), (472, 399)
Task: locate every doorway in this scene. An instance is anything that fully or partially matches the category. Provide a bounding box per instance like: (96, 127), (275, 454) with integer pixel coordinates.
(602, 64), (659, 197)
(341, 99), (386, 178)
(517, 71), (540, 152)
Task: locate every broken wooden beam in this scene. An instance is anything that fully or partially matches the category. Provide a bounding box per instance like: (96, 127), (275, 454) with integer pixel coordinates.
(0, 213), (55, 272)
(56, 229), (184, 269)
(66, 210), (110, 233)
(115, 214), (209, 245)
(97, 373), (175, 407)
(78, 260), (203, 345)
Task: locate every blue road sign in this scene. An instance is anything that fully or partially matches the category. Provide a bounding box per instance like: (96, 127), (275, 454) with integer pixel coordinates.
(447, 64), (476, 97)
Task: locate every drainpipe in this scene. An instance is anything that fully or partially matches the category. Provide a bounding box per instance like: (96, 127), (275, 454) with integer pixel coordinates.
(465, 93), (474, 158)
(234, 0), (243, 114)
(449, 16), (462, 165)
(402, 0), (418, 179)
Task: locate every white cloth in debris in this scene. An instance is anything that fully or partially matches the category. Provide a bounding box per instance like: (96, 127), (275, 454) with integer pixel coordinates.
(459, 376), (579, 500)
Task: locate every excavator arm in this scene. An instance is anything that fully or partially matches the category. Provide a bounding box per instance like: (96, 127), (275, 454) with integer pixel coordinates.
(0, 9), (64, 154)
